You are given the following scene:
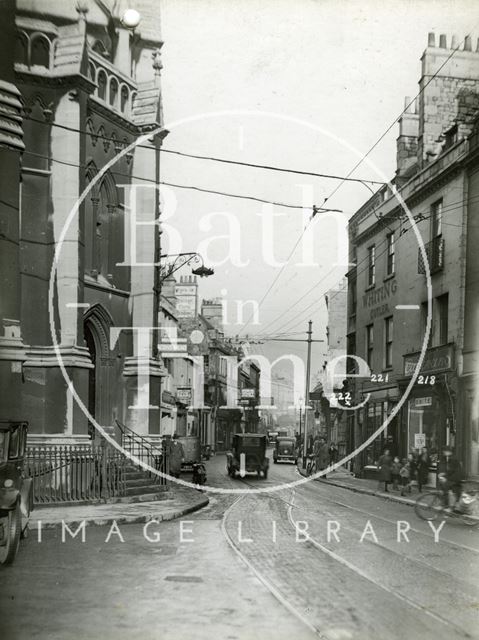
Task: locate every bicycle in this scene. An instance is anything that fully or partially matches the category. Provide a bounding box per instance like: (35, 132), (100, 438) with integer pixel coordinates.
(305, 456), (316, 477)
(414, 488), (479, 526)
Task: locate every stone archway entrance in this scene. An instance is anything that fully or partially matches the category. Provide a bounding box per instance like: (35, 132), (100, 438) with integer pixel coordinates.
(83, 304), (114, 436)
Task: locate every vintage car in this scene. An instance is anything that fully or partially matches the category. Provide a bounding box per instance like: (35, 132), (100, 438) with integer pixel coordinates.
(178, 435), (201, 471)
(273, 436), (298, 464)
(0, 421), (33, 565)
(226, 434), (269, 479)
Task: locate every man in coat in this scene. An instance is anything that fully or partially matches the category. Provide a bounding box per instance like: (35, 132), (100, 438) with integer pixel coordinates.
(438, 445), (463, 509)
(314, 436), (329, 478)
(169, 434), (185, 479)
(328, 442), (339, 469)
(377, 448), (392, 492)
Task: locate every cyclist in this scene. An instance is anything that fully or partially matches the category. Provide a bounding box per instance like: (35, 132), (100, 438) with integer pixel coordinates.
(437, 445), (463, 512)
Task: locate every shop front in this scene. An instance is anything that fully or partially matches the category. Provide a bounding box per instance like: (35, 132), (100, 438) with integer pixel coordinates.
(353, 387), (399, 476)
(400, 344), (456, 478)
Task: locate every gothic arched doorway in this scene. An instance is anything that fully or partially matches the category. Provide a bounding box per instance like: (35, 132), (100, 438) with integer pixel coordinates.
(83, 304), (114, 437)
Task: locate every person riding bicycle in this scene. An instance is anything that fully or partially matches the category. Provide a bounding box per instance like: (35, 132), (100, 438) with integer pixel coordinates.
(437, 445), (463, 512)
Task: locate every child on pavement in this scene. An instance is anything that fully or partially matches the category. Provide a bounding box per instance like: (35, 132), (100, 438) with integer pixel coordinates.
(391, 456), (401, 490)
(399, 457), (411, 496)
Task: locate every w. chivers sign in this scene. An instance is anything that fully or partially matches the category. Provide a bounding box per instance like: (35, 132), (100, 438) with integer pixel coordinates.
(362, 279), (397, 320)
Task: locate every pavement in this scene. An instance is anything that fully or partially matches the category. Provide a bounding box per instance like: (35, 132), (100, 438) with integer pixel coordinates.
(297, 464), (418, 506)
(29, 484), (209, 529)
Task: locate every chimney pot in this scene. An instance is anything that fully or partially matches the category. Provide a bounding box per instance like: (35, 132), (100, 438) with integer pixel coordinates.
(451, 35), (459, 49)
(476, 37), (479, 52)
(428, 32), (435, 47)
(439, 34), (447, 48)
(464, 35), (472, 51)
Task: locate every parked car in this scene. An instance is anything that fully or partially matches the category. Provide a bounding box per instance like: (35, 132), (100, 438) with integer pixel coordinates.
(273, 437), (298, 465)
(178, 436), (201, 471)
(0, 421), (33, 565)
(226, 434), (269, 479)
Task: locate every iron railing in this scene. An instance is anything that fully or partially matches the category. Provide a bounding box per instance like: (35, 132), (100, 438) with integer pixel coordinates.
(116, 420), (169, 485)
(25, 444), (127, 504)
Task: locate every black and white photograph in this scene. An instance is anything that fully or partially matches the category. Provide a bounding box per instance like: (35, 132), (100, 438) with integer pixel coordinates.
(1, 0), (479, 638)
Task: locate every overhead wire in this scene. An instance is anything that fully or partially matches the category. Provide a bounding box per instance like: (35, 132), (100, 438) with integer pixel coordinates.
(23, 114), (385, 187)
(19, 148), (339, 213)
(254, 193), (474, 338)
(240, 31), (475, 335)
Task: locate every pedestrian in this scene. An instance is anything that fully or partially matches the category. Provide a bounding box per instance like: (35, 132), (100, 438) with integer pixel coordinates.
(399, 457), (411, 495)
(391, 456), (401, 490)
(415, 451), (429, 493)
(328, 442), (339, 469)
(437, 445), (463, 510)
(169, 433), (185, 479)
(377, 448), (392, 492)
(314, 436), (329, 479)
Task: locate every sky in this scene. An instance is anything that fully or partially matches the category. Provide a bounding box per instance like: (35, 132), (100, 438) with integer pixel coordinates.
(157, 0), (474, 386)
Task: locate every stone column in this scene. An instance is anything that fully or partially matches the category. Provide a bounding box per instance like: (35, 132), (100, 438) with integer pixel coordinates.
(0, 2), (26, 421)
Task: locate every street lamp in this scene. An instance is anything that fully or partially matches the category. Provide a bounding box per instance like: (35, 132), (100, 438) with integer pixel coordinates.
(157, 252), (214, 283)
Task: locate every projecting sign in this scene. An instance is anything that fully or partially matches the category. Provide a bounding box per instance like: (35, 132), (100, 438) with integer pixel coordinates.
(177, 388), (192, 403)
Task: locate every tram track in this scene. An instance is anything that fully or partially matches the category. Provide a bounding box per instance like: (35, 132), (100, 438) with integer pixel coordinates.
(293, 474), (479, 554)
(221, 493), (324, 639)
(219, 471), (477, 640)
(286, 490), (475, 639)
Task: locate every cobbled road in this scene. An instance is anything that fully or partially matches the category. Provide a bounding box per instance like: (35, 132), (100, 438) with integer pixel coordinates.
(1, 450), (478, 640)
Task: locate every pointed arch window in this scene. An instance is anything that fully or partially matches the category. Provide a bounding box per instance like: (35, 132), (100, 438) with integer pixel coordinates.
(109, 77), (119, 109)
(97, 70), (107, 101)
(15, 32), (28, 65)
(31, 34), (50, 68)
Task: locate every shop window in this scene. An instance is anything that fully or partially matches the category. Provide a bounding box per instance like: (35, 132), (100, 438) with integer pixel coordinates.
(407, 397), (441, 464)
(431, 200), (442, 239)
(386, 232), (395, 275)
(366, 324), (374, 368)
(367, 245), (376, 286)
(31, 35), (50, 69)
(384, 316), (393, 369)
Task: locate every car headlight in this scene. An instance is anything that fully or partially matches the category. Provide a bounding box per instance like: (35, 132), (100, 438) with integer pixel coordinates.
(4, 479), (13, 488)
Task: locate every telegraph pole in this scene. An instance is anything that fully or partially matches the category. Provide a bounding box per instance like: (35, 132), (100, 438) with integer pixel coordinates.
(302, 320), (313, 466)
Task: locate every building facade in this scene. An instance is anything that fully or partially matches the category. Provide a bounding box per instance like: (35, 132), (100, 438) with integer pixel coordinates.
(1, 0), (167, 444)
(346, 33), (479, 479)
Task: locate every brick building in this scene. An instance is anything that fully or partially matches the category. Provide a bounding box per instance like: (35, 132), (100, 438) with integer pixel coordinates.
(346, 33), (479, 479)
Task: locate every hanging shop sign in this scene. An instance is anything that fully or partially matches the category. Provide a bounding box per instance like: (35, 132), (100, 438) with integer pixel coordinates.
(177, 388), (192, 403)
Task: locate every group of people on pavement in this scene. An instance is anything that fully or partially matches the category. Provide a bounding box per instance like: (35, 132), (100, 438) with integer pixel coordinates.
(310, 436), (339, 478)
(377, 444), (464, 505)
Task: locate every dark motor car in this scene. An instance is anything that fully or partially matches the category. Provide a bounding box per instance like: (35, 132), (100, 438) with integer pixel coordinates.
(226, 433), (269, 479)
(273, 437), (298, 464)
(0, 421), (33, 565)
